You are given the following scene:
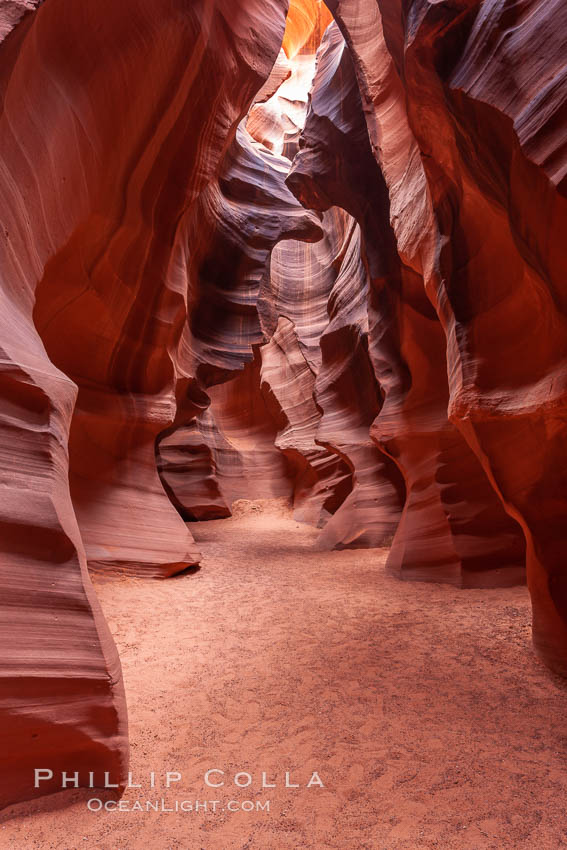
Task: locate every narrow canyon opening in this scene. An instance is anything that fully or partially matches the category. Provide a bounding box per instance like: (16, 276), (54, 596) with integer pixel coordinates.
(156, 2), (403, 554)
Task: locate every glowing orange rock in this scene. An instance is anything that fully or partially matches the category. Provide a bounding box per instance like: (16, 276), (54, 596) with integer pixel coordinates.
(282, 0), (333, 59)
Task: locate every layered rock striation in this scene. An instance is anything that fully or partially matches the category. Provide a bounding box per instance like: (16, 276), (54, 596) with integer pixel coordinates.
(0, 0), (291, 807)
(288, 19), (525, 583)
(325, 0), (566, 668)
(1, 0), (566, 815)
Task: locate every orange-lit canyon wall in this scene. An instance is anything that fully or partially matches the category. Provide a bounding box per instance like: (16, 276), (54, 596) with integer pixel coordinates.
(323, 0), (567, 673)
(0, 0), (566, 811)
(287, 19), (526, 582)
(0, 0), (291, 807)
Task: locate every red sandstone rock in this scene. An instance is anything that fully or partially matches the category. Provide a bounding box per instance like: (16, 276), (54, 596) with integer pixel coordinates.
(282, 0), (333, 60)
(160, 201), (359, 531)
(0, 0), (290, 808)
(248, 0), (332, 159)
(156, 118), (323, 521)
(287, 24), (405, 549)
(159, 3), (358, 533)
(289, 19), (525, 581)
(1, 0), (566, 820)
(265, 212), (402, 547)
(326, 0), (566, 666)
(159, 352), (293, 521)
(260, 315), (352, 527)
(253, 49), (292, 105)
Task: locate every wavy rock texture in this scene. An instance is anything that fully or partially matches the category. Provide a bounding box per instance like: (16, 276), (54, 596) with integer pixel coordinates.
(247, 52), (314, 156)
(260, 203), (400, 540)
(156, 118), (323, 521)
(1, 0), (566, 820)
(326, 0), (565, 668)
(159, 194), (352, 536)
(287, 24), (404, 550)
(160, 206), (359, 533)
(260, 315), (352, 529)
(160, 0), (362, 537)
(248, 0), (332, 157)
(253, 48), (292, 105)
(159, 351), (293, 521)
(282, 0), (333, 59)
(31, 1), (293, 579)
(0, 0), (290, 808)
(263, 209), (402, 546)
(289, 20), (525, 582)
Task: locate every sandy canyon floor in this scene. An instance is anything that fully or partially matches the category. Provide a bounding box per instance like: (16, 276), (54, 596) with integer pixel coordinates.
(2, 501), (567, 849)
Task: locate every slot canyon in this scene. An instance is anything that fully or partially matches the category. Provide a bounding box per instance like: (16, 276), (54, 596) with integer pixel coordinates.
(0, 0), (566, 847)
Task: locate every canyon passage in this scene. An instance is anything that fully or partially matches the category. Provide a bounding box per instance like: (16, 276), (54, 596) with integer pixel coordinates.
(3, 503), (567, 849)
(1, 0), (567, 848)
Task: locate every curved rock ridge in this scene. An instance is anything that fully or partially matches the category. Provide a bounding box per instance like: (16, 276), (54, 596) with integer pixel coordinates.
(312, 219), (404, 550)
(259, 201), (403, 544)
(248, 0), (332, 158)
(161, 197), (367, 533)
(325, 1), (566, 665)
(159, 15), (361, 533)
(260, 315), (352, 528)
(156, 1), (383, 535)
(2, 0), (567, 821)
(253, 49), (292, 105)
(289, 19), (525, 581)
(0, 0), (290, 808)
(156, 118), (323, 520)
(247, 52), (317, 157)
(284, 23), (404, 549)
(159, 350), (293, 521)
(178, 123), (323, 390)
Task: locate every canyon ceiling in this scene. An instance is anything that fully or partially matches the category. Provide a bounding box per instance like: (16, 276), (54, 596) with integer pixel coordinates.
(0, 0), (566, 809)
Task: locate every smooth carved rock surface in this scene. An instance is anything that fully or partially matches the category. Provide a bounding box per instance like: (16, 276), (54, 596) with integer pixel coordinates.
(326, 0), (565, 667)
(159, 3), (532, 567)
(260, 203), (394, 540)
(289, 20), (525, 582)
(178, 122), (322, 390)
(287, 24), (404, 550)
(0, 0), (290, 808)
(168, 195), (401, 547)
(260, 315), (353, 530)
(248, 0), (332, 159)
(160, 191), (352, 536)
(160, 1), (365, 539)
(159, 351), (293, 521)
(1, 0), (566, 817)
(281, 0), (333, 60)
(266, 213), (403, 548)
(157, 114), (323, 522)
